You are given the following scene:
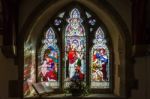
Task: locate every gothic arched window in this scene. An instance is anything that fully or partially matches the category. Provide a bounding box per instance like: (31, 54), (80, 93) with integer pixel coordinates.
(24, 5), (112, 97)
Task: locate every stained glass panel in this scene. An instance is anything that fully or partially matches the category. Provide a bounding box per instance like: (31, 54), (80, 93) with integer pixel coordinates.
(38, 28), (60, 88)
(58, 12), (65, 18)
(66, 8), (85, 36)
(88, 19), (96, 26)
(86, 12), (91, 18)
(65, 36), (86, 51)
(54, 19), (62, 26)
(91, 27), (110, 89)
(64, 8), (86, 87)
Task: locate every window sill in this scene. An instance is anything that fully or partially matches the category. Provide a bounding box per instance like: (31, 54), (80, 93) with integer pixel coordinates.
(24, 94), (126, 99)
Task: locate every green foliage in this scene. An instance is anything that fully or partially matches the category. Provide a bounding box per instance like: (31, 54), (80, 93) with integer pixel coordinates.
(77, 59), (81, 66)
(80, 82), (89, 96)
(64, 81), (89, 96)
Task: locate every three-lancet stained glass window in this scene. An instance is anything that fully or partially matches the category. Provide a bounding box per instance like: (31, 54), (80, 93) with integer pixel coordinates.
(24, 7), (111, 97)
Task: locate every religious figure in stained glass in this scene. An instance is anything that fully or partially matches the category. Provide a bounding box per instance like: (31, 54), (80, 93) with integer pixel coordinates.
(91, 27), (110, 88)
(65, 8), (86, 83)
(40, 47), (58, 81)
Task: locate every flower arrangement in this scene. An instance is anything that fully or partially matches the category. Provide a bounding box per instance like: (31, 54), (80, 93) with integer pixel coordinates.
(64, 66), (89, 96)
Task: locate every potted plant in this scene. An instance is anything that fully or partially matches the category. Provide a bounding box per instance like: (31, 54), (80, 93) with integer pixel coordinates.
(64, 66), (89, 96)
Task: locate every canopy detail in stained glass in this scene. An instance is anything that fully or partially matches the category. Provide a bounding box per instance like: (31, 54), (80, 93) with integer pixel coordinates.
(66, 8), (85, 36)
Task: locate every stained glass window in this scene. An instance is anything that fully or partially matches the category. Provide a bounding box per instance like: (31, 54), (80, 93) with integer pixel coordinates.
(91, 27), (110, 88)
(38, 27), (60, 88)
(64, 8), (86, 87)
(24, 6), (112, 97)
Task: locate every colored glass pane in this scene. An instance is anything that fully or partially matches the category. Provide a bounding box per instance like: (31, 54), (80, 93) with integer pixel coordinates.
(66, 8), (85, 36)
(91, 27), (110, 89)
(64, 8), (86, 87)
(38, 28), (60, 88)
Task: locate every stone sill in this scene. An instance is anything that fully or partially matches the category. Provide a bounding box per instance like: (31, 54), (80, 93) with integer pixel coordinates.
(24, 94), (126, 99)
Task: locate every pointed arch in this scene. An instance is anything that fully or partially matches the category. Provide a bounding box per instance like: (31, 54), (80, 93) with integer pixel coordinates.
(22, 0), (133, 98)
